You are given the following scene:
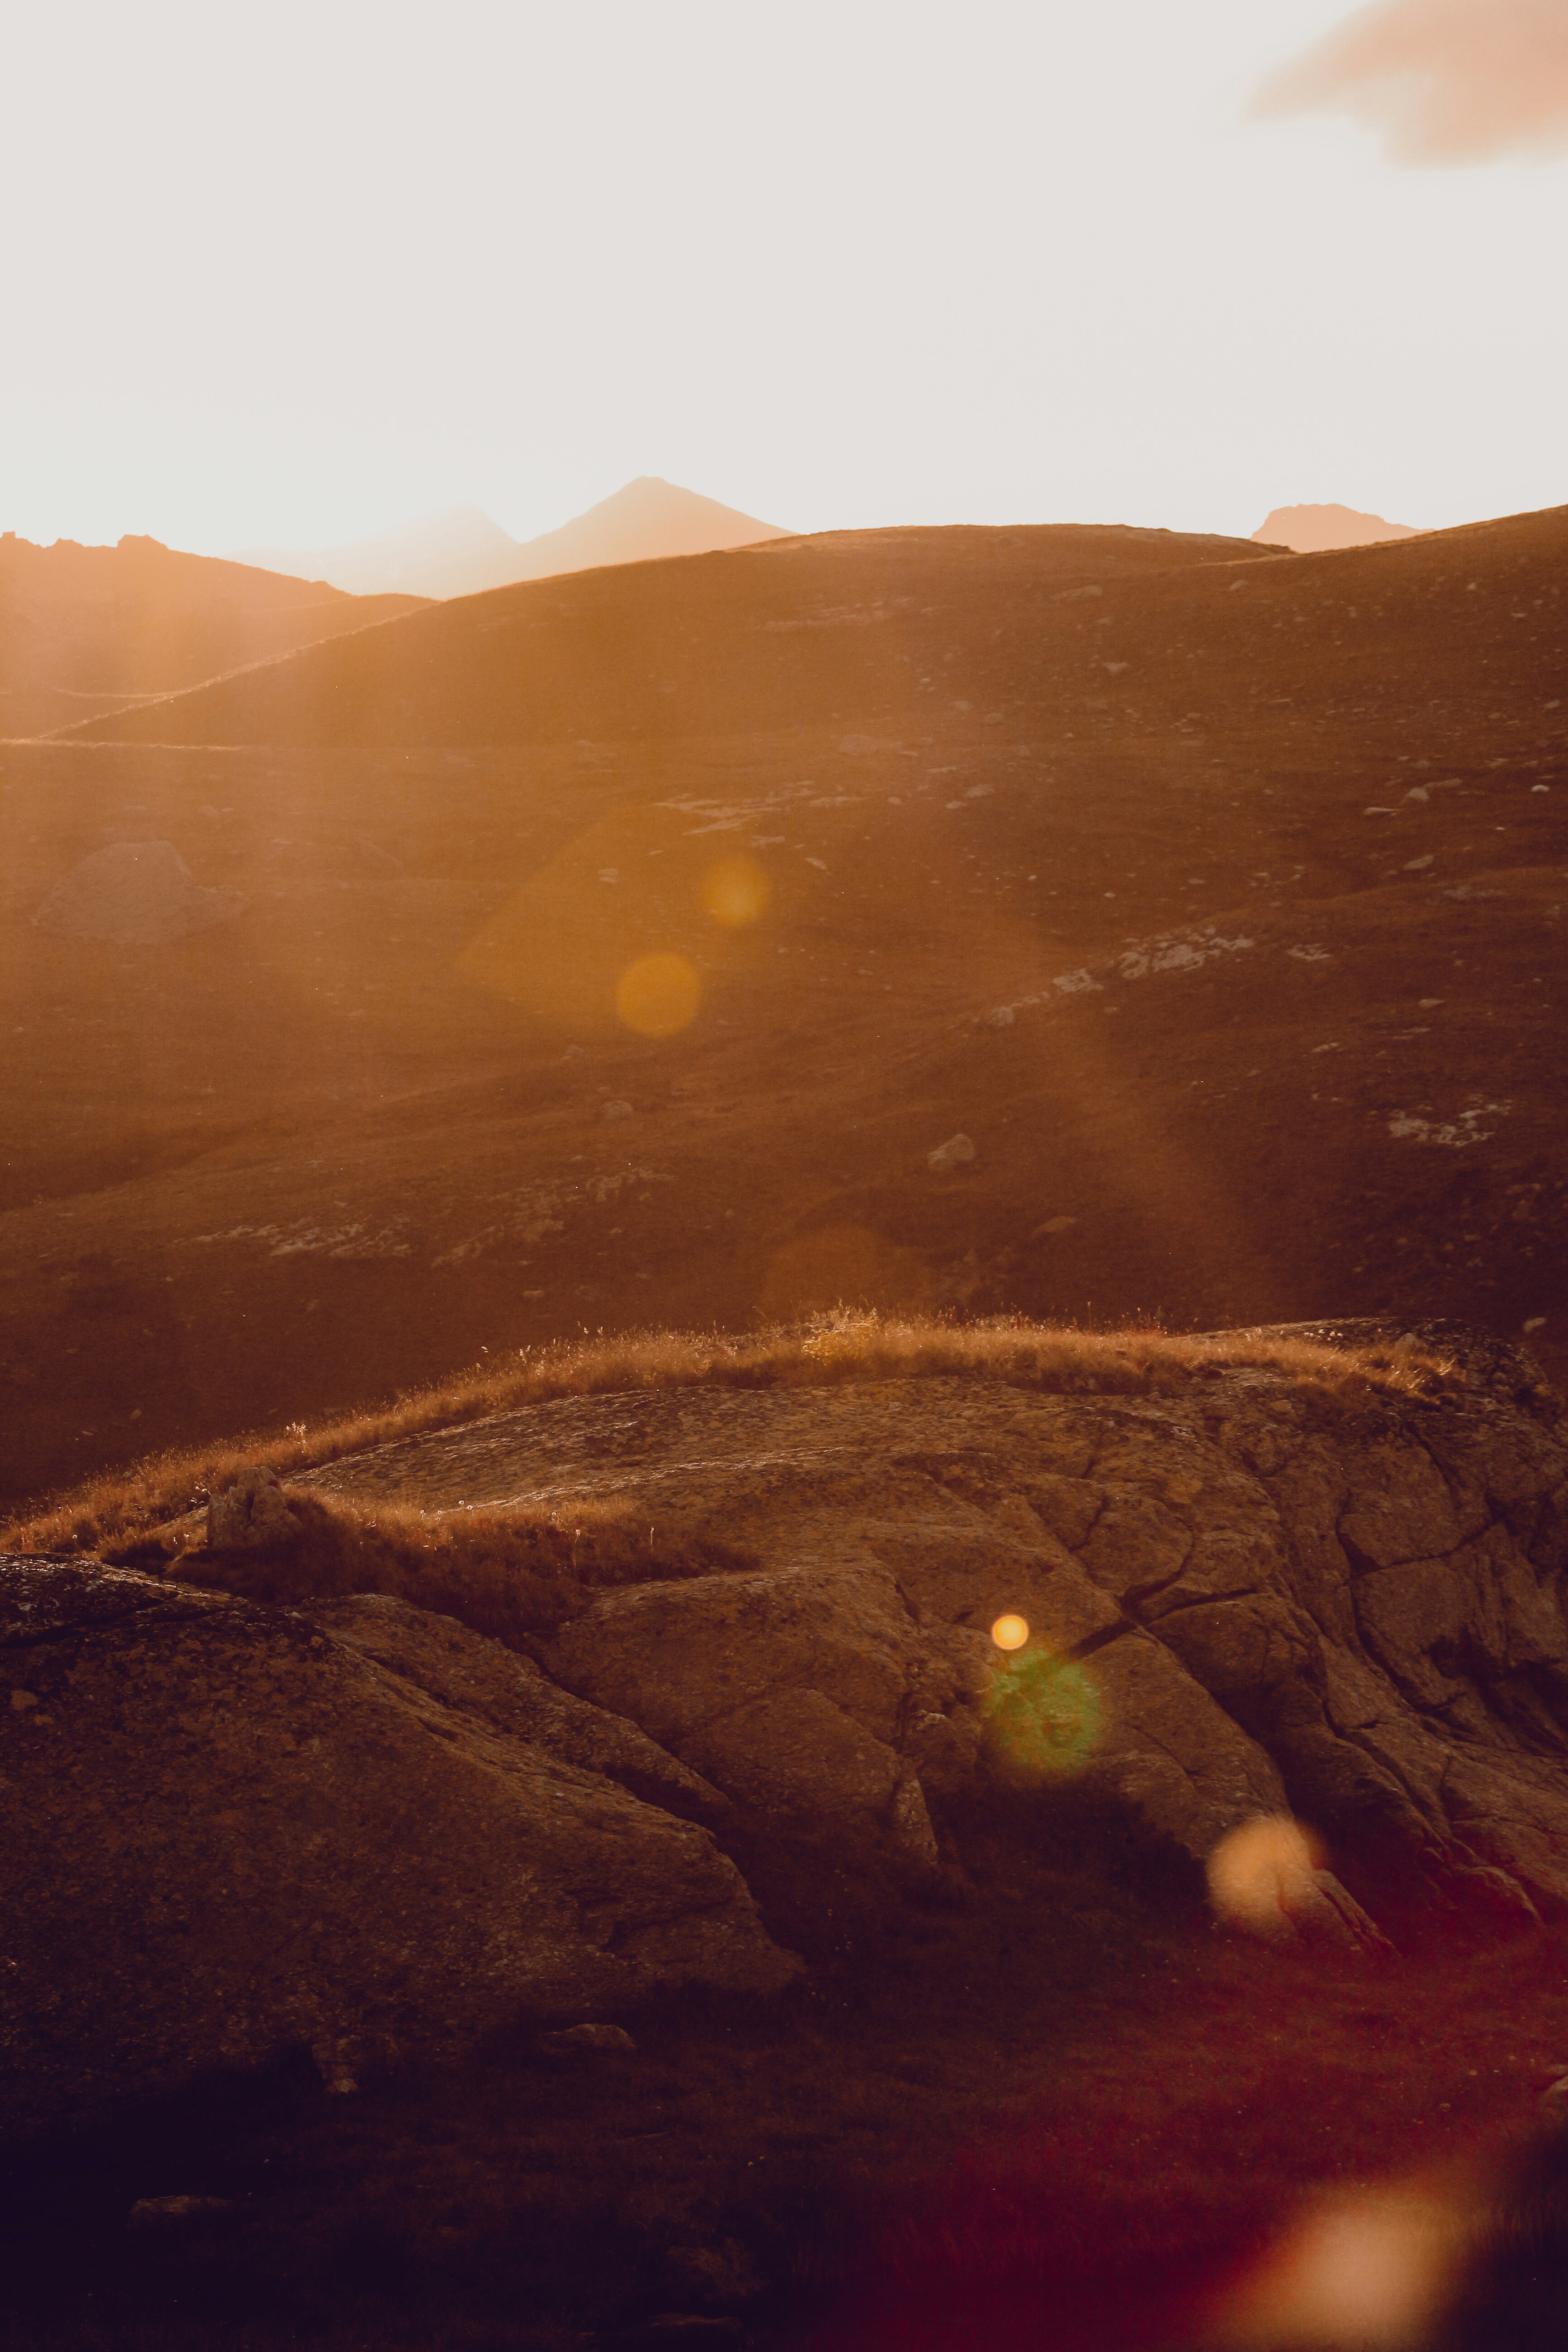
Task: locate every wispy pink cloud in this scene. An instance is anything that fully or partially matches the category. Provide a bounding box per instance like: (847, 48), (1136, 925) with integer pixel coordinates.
(1253, 0), (1568, 165)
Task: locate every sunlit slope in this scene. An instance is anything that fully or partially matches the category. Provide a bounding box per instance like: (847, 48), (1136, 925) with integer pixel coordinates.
(67, 507), (1566, 755)
(71, 523), (1283, 749)
(0, 532), (427, 742)
(1, 507), (1563, 1505)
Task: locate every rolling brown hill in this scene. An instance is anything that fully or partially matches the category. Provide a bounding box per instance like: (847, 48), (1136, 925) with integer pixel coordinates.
(1, 508), (1563, 1508)
(0, 531), (427, 742)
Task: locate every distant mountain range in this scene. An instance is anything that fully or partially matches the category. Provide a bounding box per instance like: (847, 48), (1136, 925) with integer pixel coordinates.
(1253, 503), (1420, 554)
(233, 477), (792, 601)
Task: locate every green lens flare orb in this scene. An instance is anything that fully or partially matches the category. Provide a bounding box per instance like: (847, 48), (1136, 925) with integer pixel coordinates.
(985, 1650), (1101, 1777)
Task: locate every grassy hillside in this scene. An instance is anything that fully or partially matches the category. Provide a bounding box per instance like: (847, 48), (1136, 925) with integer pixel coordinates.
(0, 1309), (1451, 1558)
(0, 510), (1562, 1506)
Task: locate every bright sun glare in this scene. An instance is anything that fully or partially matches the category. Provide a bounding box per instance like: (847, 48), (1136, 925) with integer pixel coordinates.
(990, 1613), (1029, 1650)
(1205, 1814), (1328, 1933)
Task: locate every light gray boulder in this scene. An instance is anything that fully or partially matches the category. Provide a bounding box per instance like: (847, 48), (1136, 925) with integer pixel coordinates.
(33, 839), (241, 946)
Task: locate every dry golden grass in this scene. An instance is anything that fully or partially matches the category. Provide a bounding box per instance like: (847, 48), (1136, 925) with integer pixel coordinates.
(0, 1308), (1459, 1559)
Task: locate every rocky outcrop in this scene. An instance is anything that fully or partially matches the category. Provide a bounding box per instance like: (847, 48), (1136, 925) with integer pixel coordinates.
(9, 1319), (1568, 2138)
(0, 1559), (795, 2141)
(309, 1321), (1568, 1918)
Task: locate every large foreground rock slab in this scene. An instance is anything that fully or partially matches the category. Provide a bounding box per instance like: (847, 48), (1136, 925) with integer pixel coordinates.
(310, 1322), (1568, 1915)
(0, 1560), (794, 2142)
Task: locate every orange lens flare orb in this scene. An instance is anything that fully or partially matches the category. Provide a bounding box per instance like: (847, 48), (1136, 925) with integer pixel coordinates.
(701, 855), (770, 927)
(990, 1613), (1029, 1651)
(1215, 2184), (1470, 2348)
(1205, 1814), (1328, 1934)
(614, 952), (702, 1038)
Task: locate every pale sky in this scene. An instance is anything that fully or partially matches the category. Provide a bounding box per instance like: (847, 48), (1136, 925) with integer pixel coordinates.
(4, 0), (1565, 557)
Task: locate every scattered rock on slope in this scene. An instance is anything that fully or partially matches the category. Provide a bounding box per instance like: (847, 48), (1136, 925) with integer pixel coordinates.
(0, 1561), (794, 2142)
(33, 839), (241, 946)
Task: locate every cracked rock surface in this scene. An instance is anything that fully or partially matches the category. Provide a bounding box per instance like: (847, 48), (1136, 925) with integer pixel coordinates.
(0, 1563), (794, 2141)
(311, 1321), (1568, 1912)
(7, 1318), (1566, 2137)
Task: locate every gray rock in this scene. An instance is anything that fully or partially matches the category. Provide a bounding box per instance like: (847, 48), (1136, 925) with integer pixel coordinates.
(0, 1556), (797, 2142)
(315, 1592), (731, 1826)
(542, 2022), (637, 2052)
(926, 1132), (976, 1172)
(541, 1558), (944, 1872)
(311, 1321), (1568, 1921)
(33, 840), (241, 946)
(127, 2196), (240, 2227)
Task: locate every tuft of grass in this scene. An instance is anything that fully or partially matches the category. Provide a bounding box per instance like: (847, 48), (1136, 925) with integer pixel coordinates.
(0, 1309), (1463, 1558)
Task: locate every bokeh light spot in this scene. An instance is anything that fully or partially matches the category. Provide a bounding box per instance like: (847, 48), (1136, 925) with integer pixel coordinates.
(1206, 1814), (1327, 1934)
(614, 952), (702, 1038)
(701, 855), (770, 927)
(985, 1649), (1100, 1777)
(1215, 2183), (1470, 2347)
(991, 1613), (1029, 1651)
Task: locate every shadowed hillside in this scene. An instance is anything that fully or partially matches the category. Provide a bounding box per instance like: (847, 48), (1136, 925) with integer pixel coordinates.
(0, 507), (1563, 1505)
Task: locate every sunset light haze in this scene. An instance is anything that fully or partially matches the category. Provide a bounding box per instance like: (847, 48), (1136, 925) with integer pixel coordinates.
(5, 0), (1565, 556)
(7, 6), (1568, 2347)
